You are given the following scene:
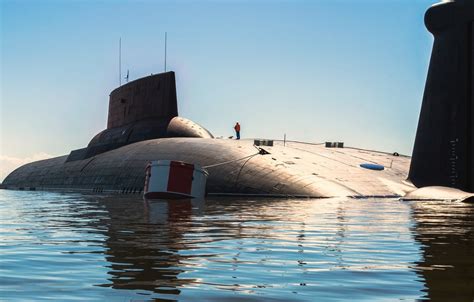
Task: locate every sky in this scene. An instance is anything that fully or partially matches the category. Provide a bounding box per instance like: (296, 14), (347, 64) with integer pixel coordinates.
(1, 0), (436, 181)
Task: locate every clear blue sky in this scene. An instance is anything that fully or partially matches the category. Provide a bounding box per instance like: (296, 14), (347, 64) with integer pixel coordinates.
(1, 0), (435, 180)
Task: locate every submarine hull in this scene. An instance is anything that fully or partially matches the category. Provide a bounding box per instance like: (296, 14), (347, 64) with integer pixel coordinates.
(2, 138), (412, 198)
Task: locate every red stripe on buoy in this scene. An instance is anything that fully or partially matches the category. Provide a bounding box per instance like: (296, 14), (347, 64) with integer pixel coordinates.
(167, 161), (194, 195)
(144, 163), (152, 192)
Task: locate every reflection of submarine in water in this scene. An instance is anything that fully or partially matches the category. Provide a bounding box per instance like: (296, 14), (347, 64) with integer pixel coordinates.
(67, 195), (474, 300)
(93, 196), (301, 297)
(2, 0), (474, 200)
(97, 198), (201, 296)
(410, 201), (474, 301)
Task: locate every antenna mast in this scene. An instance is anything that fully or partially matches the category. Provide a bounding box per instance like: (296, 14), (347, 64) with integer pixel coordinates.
(119, 37), (122, 86)
(164, 32), (167, 72)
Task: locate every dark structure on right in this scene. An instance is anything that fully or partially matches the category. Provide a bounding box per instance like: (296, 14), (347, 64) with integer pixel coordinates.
(409, 0), (474, 192)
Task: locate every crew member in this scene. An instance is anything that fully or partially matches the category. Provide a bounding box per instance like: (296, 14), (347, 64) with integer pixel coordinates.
(234, 122), (241, 140)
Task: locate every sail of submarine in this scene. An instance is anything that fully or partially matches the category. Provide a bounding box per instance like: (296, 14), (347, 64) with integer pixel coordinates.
(2, 0), (473, 201)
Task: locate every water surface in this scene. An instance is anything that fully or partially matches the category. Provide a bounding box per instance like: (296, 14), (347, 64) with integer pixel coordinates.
(0, 190), (473, 301)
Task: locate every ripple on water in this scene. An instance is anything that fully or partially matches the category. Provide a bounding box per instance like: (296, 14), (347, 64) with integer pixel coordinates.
(0, 190), (473, 301)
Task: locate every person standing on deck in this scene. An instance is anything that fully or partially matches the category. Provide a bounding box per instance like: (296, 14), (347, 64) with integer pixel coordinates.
(234, 122), (241, 140)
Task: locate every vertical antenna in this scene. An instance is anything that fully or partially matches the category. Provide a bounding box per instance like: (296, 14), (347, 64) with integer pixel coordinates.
(119, 37), (122, 86)
(164, 32), (167, 72)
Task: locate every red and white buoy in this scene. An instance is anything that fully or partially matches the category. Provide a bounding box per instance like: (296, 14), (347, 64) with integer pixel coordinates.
(144, 160), (208, 199)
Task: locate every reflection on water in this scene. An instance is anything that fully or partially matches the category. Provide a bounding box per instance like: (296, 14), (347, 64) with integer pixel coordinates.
(411, 201), (474, 301)
(0, 190), (473, 301)
(100, 199), (204, 296)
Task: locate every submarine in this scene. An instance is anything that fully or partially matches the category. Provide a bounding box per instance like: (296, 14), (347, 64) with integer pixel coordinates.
(2, 0), (474, 201)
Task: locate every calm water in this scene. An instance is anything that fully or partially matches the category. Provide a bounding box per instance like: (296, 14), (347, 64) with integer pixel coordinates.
(0, 190), (473, 301)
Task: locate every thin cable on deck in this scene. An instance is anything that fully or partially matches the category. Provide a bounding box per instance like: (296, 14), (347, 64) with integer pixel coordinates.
(203, 152), (260, 169)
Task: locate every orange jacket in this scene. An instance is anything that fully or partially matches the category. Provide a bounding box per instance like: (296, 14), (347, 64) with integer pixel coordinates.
(234, 123), (240, 132)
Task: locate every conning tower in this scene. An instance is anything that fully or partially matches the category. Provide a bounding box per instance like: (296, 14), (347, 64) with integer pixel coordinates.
(67, 71), (212, 162)
(409, 0), (474, 192)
